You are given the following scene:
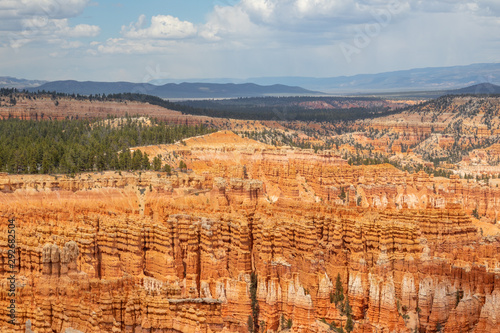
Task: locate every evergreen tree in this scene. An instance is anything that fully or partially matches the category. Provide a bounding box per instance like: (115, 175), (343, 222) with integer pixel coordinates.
(119, 148), (132, 170)
(333, 273), (345, 305)
(249, 272), (260, 333)
(0, 116), (214, 174)
(152, 155), (162, 171)
(344, 298), (353, 332)
(163, 164), (172, 174)
(131, 150), (143, 170)
(141, 152), (150, 170)
(247, 315), (254, 333)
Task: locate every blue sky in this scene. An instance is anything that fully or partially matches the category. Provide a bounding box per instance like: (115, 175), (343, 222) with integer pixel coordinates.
(1, 0), (499, 82)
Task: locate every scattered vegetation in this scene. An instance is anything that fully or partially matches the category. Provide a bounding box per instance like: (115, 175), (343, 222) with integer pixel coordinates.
(455, 289), (464, 307)
(248, 271), (260, 333)
(396, 299), (410, 320)
(330, 274), (345, 306)
(338, 187), (346, 201)
(472, 207), (480, 219)
(328, 274), (354, 333)
(281, 314), (293, 330)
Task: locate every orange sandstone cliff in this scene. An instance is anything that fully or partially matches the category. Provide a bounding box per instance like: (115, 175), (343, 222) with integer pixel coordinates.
(0, 131), (499, 333)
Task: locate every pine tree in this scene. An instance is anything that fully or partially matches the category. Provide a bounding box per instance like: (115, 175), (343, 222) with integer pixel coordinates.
(132, 150), (143, 170)
(152, 155), (162, 171)
(247, 315), (254, 333)
(163, 164), (172, 174)
(333, 273), (344, 305)
(141, 152), (150, 170)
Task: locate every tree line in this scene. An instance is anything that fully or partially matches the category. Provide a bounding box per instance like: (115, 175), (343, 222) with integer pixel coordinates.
(3, 90), (402, 123)
(176, 97), (401, 122)
(0, 117), (214, 175)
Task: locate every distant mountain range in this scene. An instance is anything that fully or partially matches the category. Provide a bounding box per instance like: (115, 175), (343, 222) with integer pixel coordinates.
(154, 63), (500, 93)
(25, 81), (320, 98)
(446, 82), (500, 95)
(2, 63), (500, 97)
(364, 82), (500, 99)
(0, 76), (47, 89)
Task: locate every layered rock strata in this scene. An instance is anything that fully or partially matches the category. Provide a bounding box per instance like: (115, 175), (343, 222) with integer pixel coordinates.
(0, 132), (499, 333)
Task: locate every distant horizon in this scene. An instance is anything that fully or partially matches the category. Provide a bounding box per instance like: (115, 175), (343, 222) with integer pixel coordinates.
(2, 62), (498, 99)
(4, 61), (499, 84)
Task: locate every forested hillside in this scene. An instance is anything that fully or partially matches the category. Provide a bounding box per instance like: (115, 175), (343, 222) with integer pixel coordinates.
(0, 117), (214, 175)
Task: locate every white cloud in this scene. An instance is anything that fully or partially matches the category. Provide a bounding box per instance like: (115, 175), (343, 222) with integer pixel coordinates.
(93, 14), (199, 55)
(0, 0), (91, 20)
(0, 0), (98, 49)
(60, 22), (100, 38)
(93, 10), (263, 55)
(242, 0), (276, 22)
(121, 15), (197, 39)
(404, 0), (500, 16)
(89, 0), (500, 66)
(4, 0), (497, 82)
(4, 18), (100, 49)
(94, 38), (177, 55)
(60, 40), (84, 49)
(21, 17), (100, 38)
(200, 0), (500, 35)
(228, 0), (402, 26)
(195, 0), (412, 43)
(200, 4), (266, 41)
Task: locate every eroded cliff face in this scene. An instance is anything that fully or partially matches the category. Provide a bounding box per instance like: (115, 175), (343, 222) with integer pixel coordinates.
(1, 132), (499, 333)
(0, 95), (207, 125)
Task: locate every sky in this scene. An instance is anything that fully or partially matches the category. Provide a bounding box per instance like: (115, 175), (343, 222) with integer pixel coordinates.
(0, 0), (499, 82)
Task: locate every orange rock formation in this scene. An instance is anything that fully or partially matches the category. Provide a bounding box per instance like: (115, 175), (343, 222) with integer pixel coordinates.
(0, 131), (499, 333)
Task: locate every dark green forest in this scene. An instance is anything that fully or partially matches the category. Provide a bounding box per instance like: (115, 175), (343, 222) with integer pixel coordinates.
(175, 97), (401, 122)
(62, 92), (400, 123)
(4, 89), (402, 123)
(0, 117), (214, 175)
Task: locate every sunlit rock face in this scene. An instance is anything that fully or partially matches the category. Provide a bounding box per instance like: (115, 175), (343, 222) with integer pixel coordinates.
(1, 131), (499, 333)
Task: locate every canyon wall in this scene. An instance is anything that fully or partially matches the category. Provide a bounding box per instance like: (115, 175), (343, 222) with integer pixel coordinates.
(0, 132), (499, 333)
